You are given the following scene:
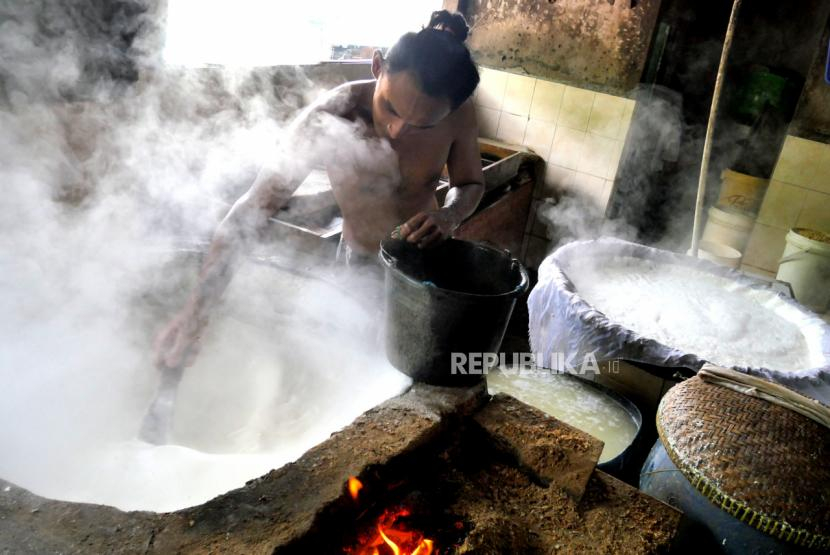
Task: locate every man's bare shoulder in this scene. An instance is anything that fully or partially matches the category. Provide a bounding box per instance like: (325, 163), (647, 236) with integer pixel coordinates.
(447, 98), (478, 137)
(310, 80), (375, 118)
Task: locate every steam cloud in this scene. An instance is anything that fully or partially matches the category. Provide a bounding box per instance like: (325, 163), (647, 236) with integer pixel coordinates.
(0, 2), (409, 512)
(534, 76), (758, 254)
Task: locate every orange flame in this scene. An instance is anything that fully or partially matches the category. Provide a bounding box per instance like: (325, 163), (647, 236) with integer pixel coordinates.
(345, 476), (435, 555)
(356, 509), (433, 555)
(378, 526), (401, 555)
(348, 477), (363, 501)
(412, 539), (433, 555)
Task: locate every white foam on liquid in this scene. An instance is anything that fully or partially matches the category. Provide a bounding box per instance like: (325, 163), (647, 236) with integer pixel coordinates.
(568, 255), (826, 373)
(0, 256), (411, 513)
(487, 369), (638, 463)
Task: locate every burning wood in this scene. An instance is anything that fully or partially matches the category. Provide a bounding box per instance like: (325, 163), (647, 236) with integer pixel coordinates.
(346, 477), (436, 555)
(349, 476), (364, 501)
(0, 384), (681, 553)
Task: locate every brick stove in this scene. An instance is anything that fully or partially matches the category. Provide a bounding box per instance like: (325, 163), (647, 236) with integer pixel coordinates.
(0, 384), (680, 554)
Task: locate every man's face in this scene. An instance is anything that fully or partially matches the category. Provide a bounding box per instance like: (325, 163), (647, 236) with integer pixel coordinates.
(371, 52), (451, 141)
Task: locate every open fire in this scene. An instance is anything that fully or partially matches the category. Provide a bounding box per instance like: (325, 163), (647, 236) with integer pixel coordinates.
(0, 384), (682, 553)
(346, 477), (436, 555)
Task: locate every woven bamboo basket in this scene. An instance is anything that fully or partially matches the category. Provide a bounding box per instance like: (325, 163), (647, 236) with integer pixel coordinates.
(657, 376), (830, 550)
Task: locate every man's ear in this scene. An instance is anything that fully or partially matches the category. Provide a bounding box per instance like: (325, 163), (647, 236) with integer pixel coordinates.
(371, 50), (384, 79)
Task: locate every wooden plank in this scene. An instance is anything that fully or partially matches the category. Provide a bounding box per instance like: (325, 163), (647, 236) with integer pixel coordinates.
(473, 393), (604, 502)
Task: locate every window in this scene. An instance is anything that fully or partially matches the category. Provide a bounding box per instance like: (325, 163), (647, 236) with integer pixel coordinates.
(164, 0), (441, 67)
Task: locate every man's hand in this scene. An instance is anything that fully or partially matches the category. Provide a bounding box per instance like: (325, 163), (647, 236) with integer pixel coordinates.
(154, 306), (206, 369)
(396, 208), (460, 248)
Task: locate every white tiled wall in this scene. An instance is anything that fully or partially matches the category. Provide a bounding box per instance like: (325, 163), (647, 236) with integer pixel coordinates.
(473, 67), (829, 276)
(473, 67), (636, 268)
(742, 135), (830, 274)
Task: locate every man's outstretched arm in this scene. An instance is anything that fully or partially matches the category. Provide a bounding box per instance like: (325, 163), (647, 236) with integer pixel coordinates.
(153, 161), (304, 368)
(154, 87), (357, 368)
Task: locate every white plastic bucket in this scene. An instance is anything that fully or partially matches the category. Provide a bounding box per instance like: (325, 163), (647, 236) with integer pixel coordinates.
(701, 206), (755, 253)
(776, 228), (830, 312)
(717, 169), (768, 214)
(688, 241), (742, 269)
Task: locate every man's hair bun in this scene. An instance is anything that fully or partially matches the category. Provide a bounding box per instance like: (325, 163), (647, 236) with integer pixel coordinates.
(427, 10), (470, 42)
(385, 10), (479, 110)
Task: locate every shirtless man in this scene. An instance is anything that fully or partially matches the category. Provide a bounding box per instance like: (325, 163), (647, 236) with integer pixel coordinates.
(155, 10), (484, 368)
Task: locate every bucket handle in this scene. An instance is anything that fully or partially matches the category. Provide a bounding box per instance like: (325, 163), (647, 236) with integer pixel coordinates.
(472, 240), (530, 296)
(512, 258), (530, 296)
(380, 241), (530, 296)
(779, 247), (830, 265)
(378, 245), (447, 291)
(779, 251), (830, 283)
(377, 247), (429, 290)
(779, 252), (803, 265)
(378, 246), (395, 268)
(825, 36), (830, 84)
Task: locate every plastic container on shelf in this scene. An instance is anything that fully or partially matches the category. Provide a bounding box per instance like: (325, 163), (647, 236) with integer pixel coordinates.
(701, 205), (755, 253)
(689, 240), (742, 269)
(716, 168), (768, 215)
(776, 228), (830, 313)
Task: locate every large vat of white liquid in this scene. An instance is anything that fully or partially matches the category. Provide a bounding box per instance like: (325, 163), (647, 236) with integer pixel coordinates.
(528, 238), (830, 404)
(0, 246), (410, 512)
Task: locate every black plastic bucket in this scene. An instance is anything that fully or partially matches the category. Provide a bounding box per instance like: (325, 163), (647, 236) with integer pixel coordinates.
(379, 238), (529, 386)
